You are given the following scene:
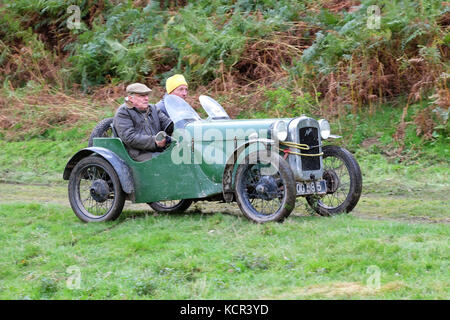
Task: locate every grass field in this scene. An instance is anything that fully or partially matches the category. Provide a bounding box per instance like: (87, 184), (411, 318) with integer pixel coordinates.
(0, 201), (448, 299)
(0, 153), (448, 299)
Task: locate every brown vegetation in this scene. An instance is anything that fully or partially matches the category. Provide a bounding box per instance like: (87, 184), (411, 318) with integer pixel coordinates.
(1, 45), (63, 89)
(0, 87), (109, 140)
(233, 22), (313, 85)
(0, 0), (447, 142)
(323, 0), (361, 13)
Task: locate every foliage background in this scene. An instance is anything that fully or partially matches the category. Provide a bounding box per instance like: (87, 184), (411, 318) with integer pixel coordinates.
(0, 0), (448, 140)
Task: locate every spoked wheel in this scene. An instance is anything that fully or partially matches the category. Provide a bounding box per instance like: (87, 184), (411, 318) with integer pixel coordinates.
(68, 155), (125, 222)
(88, 117), (114, 147)
(148, 199), (193, 213)
(306, 145), (362, 216)
(235, 151), (296, 223)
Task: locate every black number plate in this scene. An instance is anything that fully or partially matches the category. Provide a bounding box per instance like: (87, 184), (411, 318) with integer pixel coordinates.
(296, 180), (327, 196)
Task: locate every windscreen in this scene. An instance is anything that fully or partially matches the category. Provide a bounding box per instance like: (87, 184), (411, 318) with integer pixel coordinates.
(164, 95), (201, 128)
(199, 95), (230, 120)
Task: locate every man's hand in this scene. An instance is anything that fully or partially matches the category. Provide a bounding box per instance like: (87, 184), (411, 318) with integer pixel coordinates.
(155, 131), (167, 148)
(156, 138), (166, 148)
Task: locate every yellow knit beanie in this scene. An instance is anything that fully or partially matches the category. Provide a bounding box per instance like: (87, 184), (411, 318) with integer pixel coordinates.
(166, 74), (188, 94)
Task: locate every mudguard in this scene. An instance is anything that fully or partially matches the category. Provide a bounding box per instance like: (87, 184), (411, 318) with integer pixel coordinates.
(63, 147), (134, 195)
(222, 138), (276, 202)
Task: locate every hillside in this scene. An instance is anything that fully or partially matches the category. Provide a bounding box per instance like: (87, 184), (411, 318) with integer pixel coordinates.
(0, 0), (448, 147)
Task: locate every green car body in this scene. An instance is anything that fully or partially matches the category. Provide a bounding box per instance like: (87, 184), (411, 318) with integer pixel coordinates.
(91, 118), (286, 203)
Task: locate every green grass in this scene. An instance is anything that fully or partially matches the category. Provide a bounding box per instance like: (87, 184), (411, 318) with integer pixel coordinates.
(0, 139), (86, 184)
(357, 151), (449, 197)
(0, 122), (96, 184)
(331, 101), (449, 164)
(0, 202), (448, 299)
(356, 195), (449, 222)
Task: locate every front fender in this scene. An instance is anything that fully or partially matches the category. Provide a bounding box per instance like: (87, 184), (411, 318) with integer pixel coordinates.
(63, 147), (134, 194)
(222, 138), (275, 202)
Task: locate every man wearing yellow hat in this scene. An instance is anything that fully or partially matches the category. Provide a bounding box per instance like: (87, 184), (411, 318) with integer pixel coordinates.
(156, 74), (188, 118)
(113, 83), (174, 162)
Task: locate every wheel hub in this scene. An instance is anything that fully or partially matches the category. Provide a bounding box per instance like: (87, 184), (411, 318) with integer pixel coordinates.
(90, 179), (110, 203)
(255, 176), (278, 200)
(323, 170), (340, 194)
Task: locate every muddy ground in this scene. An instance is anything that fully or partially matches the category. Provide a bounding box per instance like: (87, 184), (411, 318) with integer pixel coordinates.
(1, 183), (448, 224)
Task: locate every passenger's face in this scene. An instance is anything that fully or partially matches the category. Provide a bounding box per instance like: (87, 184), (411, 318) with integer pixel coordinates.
(129, 94), (149, 110)
(171, 85), (188, 100)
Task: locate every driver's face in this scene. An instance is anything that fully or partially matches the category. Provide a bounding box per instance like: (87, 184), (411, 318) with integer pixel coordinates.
(171, 85), (188, 100)
(129, 93), (149, 110)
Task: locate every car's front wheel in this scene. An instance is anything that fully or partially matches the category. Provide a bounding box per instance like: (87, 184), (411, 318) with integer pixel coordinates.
(68, 155), (125, 222)
(235, 151), (296, 223)
(306, 145), (362, 216)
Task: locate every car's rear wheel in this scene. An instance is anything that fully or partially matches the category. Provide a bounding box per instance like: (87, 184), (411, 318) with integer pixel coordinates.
(235, 151), (296, 223)
(68, 155), (125, 222)
(306, 145), (362, 216)
(148, 199), (193, 213)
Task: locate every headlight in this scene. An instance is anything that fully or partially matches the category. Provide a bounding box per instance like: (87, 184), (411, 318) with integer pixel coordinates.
(272, 120), (288, 141)
(318, 119), (330, 140)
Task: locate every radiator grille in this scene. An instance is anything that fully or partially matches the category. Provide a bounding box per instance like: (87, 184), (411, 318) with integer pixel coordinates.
(299, 127), (320, 171)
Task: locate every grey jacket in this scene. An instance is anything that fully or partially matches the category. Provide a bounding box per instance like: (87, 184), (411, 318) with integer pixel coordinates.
(155, 93), (170, 118)
(113, 103), (173, 161)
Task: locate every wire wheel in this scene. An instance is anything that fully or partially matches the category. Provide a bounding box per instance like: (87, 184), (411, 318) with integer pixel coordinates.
(244, 166), (283, 214)
(306, 145), (362, 216)
(235, 151), (295, 223)
(68, 155), (125, 222)
(148, 199), (192, 213)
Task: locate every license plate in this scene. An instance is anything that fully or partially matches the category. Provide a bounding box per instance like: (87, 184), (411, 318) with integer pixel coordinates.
(296, 180), (327, 196)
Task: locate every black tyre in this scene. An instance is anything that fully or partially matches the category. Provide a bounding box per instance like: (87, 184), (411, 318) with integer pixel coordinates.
(68, 155), (125, 222)
(88, 117), (114, 147)
(306, 145), (362, 216)
(235, 151), (296, 223)
(148, 199), (193, 213)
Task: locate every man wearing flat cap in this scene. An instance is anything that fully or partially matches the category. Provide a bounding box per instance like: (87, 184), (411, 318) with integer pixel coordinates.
(155, 74), (189, 118)
(113, 83), (174, 162)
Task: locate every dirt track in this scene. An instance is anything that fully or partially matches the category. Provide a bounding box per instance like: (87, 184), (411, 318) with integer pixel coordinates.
(0, 182), (242, 215)
(1, 182), (449, 223)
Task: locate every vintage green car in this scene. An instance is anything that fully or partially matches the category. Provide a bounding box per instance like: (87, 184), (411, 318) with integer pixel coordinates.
(63, 95), (362, 223)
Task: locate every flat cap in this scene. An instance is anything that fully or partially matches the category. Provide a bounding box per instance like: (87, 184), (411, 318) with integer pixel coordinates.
(126, 83), (152, 95)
